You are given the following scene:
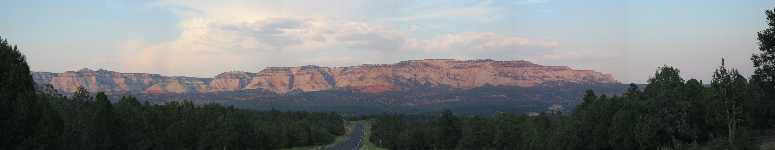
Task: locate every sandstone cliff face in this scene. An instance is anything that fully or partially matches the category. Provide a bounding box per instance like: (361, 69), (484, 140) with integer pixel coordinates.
(209, 71), (253, 92)
(32, 59), (617, 94)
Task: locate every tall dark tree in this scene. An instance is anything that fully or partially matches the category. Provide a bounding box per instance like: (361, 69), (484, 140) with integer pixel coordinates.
(645, 66), (693, 146)
(0, 36), (34, 149)
(0, 36), (34, 104)
(114, 96), (145, 150)
(573, 90), (596, 149)
(93, 92), (117, 149)
(644, 66), (685, 98)
(684, 78), (709, 141)
(0, 36), (63, 150)
(459, 116), (495, 149)
(434, 109), (461, 149)
(751, 7), (775, 129)
(711, 59), (751, 148)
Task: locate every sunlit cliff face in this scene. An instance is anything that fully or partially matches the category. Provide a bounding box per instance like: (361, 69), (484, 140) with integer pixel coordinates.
(33, 59), (616, 94)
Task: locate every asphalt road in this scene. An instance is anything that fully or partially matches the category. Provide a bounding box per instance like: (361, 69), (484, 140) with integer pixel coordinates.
(326, 122), (365, 150)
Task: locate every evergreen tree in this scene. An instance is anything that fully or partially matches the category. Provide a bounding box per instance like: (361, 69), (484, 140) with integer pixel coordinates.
(434, 109), (461, 149)
(93, 92), (116, 149)
(684, 79), (709, 141)
(72, 86), (91, 101)
(459, 116), (494, 149)
(624, 83), (641, 98)
(711, 59), (752, 148)
(492, 113), (524, 149)
(574, 89), (599, 150)
(114, 96), (146, 150)
(645, 66), (692, 146)
(751, 7), (775, 129)
(0, 36), (63, 150)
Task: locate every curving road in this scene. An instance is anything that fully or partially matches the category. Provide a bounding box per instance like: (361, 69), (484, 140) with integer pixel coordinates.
(326, 122), (365, 150)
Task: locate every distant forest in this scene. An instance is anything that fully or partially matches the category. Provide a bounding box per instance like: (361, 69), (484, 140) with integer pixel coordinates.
(131, 82), (628, 116)
(0, 38), (344, 149)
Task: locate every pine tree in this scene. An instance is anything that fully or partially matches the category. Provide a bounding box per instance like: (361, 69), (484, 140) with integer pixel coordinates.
(751, 7), (775, 129)
(434, 109), (461, 149)
(711, 59), (751, 148)
(94, 92), (117, 149)
(72, 87), (90, 101)
(0, 35), (63, 149)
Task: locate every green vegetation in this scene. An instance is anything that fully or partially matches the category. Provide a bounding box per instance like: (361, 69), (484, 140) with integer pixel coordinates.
(0, 36), (345, 150)
(2, 6), (775, 150)
(0, 35), (58, 150)
(751, 7), (775, 131)
(368, 63), (761, 149)
(366, 8), (775, 150)
(138, 82), (628, 116)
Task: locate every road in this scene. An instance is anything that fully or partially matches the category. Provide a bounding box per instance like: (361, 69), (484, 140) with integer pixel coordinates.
(326, 122), (365, 150)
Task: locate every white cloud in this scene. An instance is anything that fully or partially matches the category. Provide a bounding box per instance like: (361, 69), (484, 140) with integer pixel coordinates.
(513, 0), (551, 5)
(410, 32), (558, 52)
(387, 2), (495, 22)
(119, 0), (561, 76)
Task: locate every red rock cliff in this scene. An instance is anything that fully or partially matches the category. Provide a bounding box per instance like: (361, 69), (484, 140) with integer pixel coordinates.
(32, 59), (617, 94)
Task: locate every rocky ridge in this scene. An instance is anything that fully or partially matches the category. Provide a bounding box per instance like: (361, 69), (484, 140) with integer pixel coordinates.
(32, 59), (617, 94)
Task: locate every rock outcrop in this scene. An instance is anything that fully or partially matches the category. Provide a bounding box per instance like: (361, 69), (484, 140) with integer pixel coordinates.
(32, 59), (617, 94)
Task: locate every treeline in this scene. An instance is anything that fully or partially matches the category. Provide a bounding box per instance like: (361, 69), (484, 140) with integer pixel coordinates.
(0, 37), (345, 149)
(370, 64), (770, 150)
(371, 111), (576, 150)
(368, 8), (775, 150)
(136, 81), (627, 116)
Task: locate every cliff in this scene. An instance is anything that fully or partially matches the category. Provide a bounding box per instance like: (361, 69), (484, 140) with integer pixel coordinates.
(32, 59), (617, 94)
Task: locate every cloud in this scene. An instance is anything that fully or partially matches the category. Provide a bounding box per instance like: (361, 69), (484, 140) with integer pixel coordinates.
(533, 50), (619, 63)
(411, 32), (558, 52)
(387, 2), (495, 22)
(513, 0), (551, 5)
(220, 18), (305, 49)
(119, 0), (561, 76)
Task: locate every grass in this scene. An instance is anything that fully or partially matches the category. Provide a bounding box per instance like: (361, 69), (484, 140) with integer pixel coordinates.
(360, 120), (389, 150)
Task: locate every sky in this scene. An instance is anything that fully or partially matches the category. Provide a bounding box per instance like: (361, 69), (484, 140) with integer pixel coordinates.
(2, 0), (774, 83)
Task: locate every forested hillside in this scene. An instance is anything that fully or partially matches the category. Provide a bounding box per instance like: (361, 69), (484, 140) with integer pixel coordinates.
(131, 82), (627, 115)
(370, 65), (770, 149)
(0, 36), (345, 150)
(368, 8), (775, 150)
